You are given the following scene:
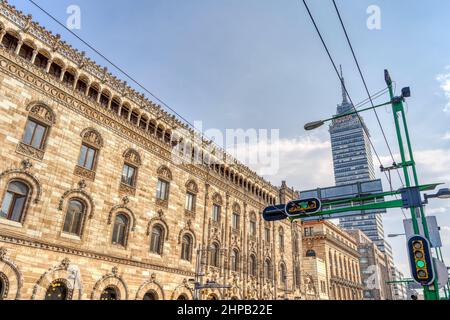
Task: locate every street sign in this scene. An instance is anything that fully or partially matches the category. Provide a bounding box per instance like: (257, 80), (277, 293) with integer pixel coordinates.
(263, 204), (287, 221)
(433, 258), (449, 289)
(403, 216), (442, 248)
(285, 198), (321, 218)
(407, 235), (435, 286)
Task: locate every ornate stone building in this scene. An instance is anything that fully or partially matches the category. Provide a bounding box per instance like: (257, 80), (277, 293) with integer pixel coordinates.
(302, 220), (364, 300)
(0, 1), (309, 300)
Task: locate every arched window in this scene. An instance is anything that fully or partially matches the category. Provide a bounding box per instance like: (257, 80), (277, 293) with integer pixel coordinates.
(306, 249), (316, 257)
(120, 104), (130, 120)
(212, 204), (221, 223)
(264, 259), (272, 279)
(62, 70), (75, 87)
(88, 84), (99, 101)
(45, 280), (68, 300)
(0, 180), (30, 223)
(230, 249), (239, 272)
(156, 179), (170, 201)
(280, 263), (287, 285)
(0, 273), (7, 300)
(18, 42), (34, 61)
(34, 51), (49, 70)
(279, 228), (284, 251)
(150, 224), (164, 255)
(156, 125), (164, 140)
(121, 149), (141, 189)
(143, 290), (158, 300)
(231, 212), (240, 230)
(100, 286), (118, 300)
(111, 214), (129, 246)
(210, 243), (220, 267)
(63, 199), (85, 236)
(249, 254), (257, 277)
(177, 294), (187, 300)
(181, 234), (193, 261)
(77, 128), (103, 178)
(75, 77), (88, 94)
(1, 33), (19, 52)
(49, 61), (63, 79)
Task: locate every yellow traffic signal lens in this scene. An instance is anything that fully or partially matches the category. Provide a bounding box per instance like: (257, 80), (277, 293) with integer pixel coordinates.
(414, 251), (424, 259)
(413, 241), (423, 249)
(417, 270), (427, 278)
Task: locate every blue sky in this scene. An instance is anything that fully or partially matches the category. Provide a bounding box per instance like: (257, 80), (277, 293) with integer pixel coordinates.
(10, 0), (450, 280)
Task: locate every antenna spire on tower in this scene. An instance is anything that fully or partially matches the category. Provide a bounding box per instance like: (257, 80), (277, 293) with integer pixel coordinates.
(340, 65), (349, 104)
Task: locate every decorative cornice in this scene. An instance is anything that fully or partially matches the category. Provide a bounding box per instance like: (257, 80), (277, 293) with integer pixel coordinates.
(0, 234), (195, 277)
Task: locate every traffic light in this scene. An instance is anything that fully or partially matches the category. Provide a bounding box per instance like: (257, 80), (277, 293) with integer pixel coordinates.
(285, 198), (322, 218)
(407, 235), (434, 286)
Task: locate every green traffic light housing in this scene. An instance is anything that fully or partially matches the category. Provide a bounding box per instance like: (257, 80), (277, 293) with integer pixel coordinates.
(408, 235), (434, 285)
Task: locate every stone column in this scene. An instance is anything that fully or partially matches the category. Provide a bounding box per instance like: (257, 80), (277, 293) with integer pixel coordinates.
(14, 40), (23, 55)
(45, 58), (53, 73)
(31, 49), (38, 64)
(59, 68), (66, 82)
(0, 30), (6, 44)
(73, 75), (79, 90)
(223, 193), (230, 293)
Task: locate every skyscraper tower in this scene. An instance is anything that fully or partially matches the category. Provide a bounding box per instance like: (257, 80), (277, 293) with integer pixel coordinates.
(329, 67), (390, 254)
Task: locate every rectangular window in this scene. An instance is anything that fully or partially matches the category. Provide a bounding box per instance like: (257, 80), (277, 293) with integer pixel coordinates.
(304, 227), (314, 237)
(250, 221), (256, 236)
(265, 228), (270, 243)
(232, 213), (239, 230)
(23, 119), (48, 150)
(185, 192), (195, 211)
(121, 164), (137, 187)
(212, 204), (220, 222)
(156, 179), (169, 201)
(78, 144), (97, 171)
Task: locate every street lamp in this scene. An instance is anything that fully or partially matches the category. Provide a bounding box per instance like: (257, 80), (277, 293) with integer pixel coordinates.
(388, 233), (406, 238)
(304, 120), (325, 131)
(423, 188), (450, 204)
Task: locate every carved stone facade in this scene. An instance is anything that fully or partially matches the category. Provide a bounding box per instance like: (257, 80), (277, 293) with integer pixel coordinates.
(0, 1), (305, 300)
(302, 220), (364, 300)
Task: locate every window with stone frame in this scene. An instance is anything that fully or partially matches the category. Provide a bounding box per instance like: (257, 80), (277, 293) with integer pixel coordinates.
(1, 33), (19, 52)
(18, 103), (55, 161)
(184, 180), (198, 215)
(150, 224), (165, 255)
(111, 213), (129, 247)
(231, 212), (240, 230)
(0, 180), (30, 223)
(155, 166), (172, 206)
(181, 234), (193, 261)
(74, 128), (103, 181)
(249, 254), (257, 277)
(209, 242), (220, 267)
(230, 249), (239, 272)
(45, 280), (70, 301)
(264, 227), (271, 243)
(264, 259), (272, 279)
(120, 149), (142, 196)
(62, 199), (86, 236)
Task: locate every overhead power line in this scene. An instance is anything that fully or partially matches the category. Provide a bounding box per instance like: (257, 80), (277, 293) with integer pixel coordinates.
(300, 0), (394, 188)
(27, 0), (222, 152)
(331, 0), (404, 187)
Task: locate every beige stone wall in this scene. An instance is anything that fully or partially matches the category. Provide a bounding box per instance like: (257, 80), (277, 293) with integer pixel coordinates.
(302, 220), (363, 300)
(0, 5), (308, 300)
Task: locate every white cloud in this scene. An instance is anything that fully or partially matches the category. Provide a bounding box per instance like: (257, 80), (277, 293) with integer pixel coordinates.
(443, 132), (450, 140)
(436, 67), (450, 113)
(233, 135), (334, 190)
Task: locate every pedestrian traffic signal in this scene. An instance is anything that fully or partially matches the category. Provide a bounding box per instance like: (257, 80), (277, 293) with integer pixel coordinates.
(407, 235), (434, 286)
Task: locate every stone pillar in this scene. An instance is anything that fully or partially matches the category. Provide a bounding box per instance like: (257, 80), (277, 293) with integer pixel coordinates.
(14, 40), (23, 55)
(45, 58), (53, 73)
(107, 97), (113, 110)
(31, 49), (38, 64)
(59, 68), (66, 82)
(0, 30), (6, 44)
(73, 75), (79, 90)
(223, 193), (230, 292)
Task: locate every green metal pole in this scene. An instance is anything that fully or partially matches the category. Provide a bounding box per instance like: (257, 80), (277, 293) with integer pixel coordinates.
(386, 71), (439, 300)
